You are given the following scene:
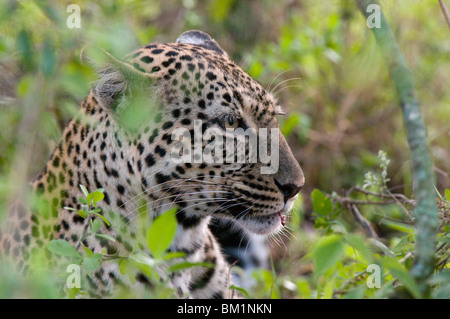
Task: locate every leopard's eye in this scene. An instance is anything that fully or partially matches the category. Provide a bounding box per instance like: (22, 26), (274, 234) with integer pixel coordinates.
(221, 116), (240, 130)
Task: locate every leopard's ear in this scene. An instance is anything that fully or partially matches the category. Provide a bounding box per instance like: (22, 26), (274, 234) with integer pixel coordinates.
(176, 30), (227, 56)
(92, 50), (152, 111)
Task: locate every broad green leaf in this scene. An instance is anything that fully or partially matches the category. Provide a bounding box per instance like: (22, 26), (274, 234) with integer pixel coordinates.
(322, 281), (333, 299)
(129, 253), (159, 281)
(83, 245), (93, 257)
(82, 254), (102, 273)
(66, 287), (80, 299)
(119, 260), (136, 286)
(281, 113), (300, 137)
(429, 270), (450, 299)
(119, 259), (129, 276)
(87, 190), (104, 206)
(47, 239), (82, 259)
(346, 233), (373, 263)
(90, 219), (103, 233)
(311, 189), (333, 216)
(146, 207), (178, 259)
(380, 256), (421, 298)
(313, 235), (344, 278)
(392, 235), (412, 254)
(296, 279), (311, 298)
(129, 253), (156, 268)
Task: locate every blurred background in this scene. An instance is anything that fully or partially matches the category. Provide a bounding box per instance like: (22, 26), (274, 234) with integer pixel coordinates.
(0, 0), (448, 298)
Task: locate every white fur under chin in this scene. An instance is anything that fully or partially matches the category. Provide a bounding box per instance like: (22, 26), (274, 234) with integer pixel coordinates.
(235, 195), (298, 235)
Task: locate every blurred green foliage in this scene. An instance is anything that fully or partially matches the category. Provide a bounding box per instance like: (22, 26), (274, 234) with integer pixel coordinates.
(0, 0), (449, 298)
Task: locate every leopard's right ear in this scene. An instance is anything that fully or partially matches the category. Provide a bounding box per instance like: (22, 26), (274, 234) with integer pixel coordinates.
(91, 50), (152, 111)
(176, 30), (227, 56)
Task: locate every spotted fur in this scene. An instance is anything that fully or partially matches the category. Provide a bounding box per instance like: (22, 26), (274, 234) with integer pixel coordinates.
(0, 31), (304, 298)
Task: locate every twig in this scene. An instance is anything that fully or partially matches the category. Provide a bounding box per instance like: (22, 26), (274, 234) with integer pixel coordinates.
(438, 0), (450, 29)
(348, 186), (415, 205)
(345, 186), (415, 222)
(348, 204), (379, 239)
(338, 197), (398, 206)
(434, 166), (449, 179)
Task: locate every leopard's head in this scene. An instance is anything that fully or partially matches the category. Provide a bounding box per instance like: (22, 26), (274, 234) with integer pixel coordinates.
(94, 31), (304, 235)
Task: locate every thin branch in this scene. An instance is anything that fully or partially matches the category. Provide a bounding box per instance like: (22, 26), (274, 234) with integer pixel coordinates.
(349, 204), (379, 239)
(438, 0), (450, 29)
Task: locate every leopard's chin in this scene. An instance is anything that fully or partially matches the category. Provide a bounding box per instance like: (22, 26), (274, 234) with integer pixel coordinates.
(235, 211), (284, 235)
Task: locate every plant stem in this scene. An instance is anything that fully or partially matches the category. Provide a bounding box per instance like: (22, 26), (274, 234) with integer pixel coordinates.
(355, 0), (439, 296)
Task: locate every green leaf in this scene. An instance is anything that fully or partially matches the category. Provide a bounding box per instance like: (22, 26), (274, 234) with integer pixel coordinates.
(146, 207), (178, 259)
(311, 189), (333, 216)
(168, 261), (215, 273)
(95, 233), (116, 242)
(380, 256), (421, 298)
(380, 219), (415, 234)
(92, 212), (110, 227)
(313, 235), (344, 278)
(230, 285), (249, 298)
(90, 219), (103, 233)
(129, 253), (159, 281)
(119, 260), (136, 286)
(82, 254), (102, 273)
(445, 189), (450, 202)
(322, 281), (333, 299)
(296, 279), (311, 298)
(47, 239), (82, 259)
(343, 286), (367, 299)
(281, 113), (300, 137)
(162, 251), (187, 260)
(83, 245), (93, 257)
(345, 233), (373, 263)
(208, 0), (234, 23)
(66, 287), (80, 299)
(87, 190), (104, 206)
(129, 253), (156, 267)
(78, 205), (88, 218)
(79, 184), (89, 197)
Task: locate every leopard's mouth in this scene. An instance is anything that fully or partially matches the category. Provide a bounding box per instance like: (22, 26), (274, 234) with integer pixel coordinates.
(233, 204), (293, 235)
(232, 195), (297, 235)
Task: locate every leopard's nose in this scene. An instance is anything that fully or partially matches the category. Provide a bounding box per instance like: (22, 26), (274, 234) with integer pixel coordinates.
(274, 179), (303, 202)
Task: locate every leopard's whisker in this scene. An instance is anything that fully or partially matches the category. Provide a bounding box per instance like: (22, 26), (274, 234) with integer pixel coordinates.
(270, 77), (302, 95)
(273, 84), (303, 97)
(125, 197), (234, 226)
(174, 197), (242, 218)
(122, 176), (236, 209)
(121, 190), (233, 222)
(267, 69), (292, 92)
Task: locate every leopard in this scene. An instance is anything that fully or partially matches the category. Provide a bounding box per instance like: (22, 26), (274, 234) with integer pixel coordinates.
(0, 30), (304, 298)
